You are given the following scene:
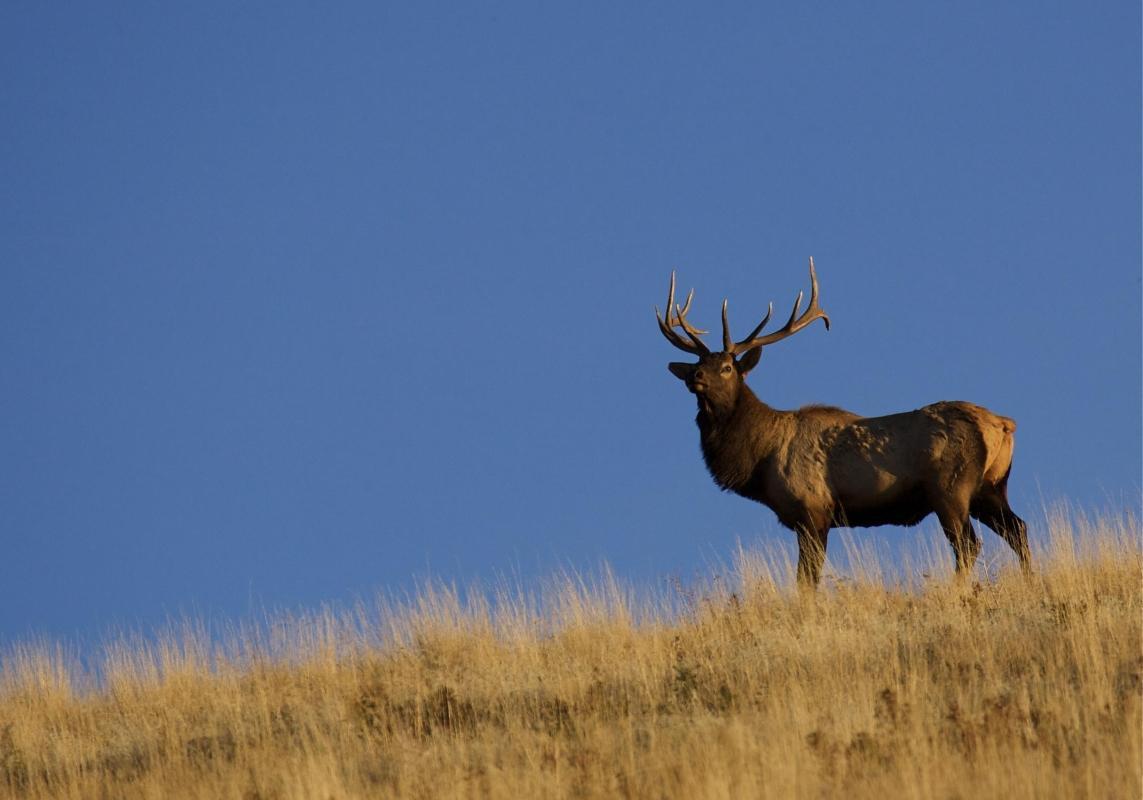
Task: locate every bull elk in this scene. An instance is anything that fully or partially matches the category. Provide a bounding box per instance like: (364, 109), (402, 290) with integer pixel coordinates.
(656, 259), (1030, 586)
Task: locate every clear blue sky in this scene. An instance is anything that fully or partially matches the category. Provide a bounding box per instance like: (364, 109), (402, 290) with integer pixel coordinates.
(2, 3), (1139, 643)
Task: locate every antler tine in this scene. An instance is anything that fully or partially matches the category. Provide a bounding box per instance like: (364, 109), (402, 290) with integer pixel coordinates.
(655, 271), (711, 355)
(721, 299), (733, 353)
(673, 288), (709, 339)
(804, 256), (830, 331)
(674, 308), (710, 343)
(783, 290), (805, 331)
(731, 257), (831, 354)
(737, 302), (773, 345)
(670, 279), (711, 351)
(655, 307), (701, 354)
(674, 286), (694, 320)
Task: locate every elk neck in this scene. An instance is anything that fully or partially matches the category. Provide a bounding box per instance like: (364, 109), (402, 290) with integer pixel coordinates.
(695, 382), (788, 494)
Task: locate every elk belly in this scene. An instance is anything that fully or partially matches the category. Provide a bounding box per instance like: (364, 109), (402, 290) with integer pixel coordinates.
(832, 482), (932, 528)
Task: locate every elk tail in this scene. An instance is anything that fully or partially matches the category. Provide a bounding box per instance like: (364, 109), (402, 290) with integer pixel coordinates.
(982, 415), (1017, 486)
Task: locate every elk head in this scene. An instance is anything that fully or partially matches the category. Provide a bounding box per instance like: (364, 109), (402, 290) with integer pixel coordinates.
(656, 258), (831, 416)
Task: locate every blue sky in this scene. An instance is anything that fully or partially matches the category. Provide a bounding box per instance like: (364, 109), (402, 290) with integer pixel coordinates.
(2, 3), (1139, 643)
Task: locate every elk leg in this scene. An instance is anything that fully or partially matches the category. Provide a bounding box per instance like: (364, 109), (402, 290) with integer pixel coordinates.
(936, 509), (980, 576)
(971, 493), (1031, 573)
(1002, 509), (1030, 573)
(795, 525), (829, 587)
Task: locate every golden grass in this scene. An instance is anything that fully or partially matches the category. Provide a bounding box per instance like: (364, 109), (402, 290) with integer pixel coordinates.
(1, 509), (1140, 799)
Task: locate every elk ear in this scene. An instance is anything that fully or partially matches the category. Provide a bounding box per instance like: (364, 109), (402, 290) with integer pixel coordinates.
(736, 348), (762, 375)
(668, 362), (694, 382)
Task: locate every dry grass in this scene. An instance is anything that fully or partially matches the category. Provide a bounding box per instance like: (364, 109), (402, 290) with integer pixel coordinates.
(1, 509), (1140, 799)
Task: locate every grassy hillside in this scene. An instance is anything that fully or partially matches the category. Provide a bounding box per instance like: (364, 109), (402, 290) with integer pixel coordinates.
(1, 510), (1139, 799)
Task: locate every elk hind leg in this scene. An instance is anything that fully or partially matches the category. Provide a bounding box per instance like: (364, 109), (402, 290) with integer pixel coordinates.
(971, 491), (1031, 573)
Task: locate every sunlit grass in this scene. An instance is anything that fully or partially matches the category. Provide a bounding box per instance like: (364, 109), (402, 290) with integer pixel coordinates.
(1, 507), (1139, 799)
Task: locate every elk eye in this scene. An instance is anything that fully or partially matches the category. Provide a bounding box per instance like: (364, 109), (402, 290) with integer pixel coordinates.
(721, 364), (733, 374)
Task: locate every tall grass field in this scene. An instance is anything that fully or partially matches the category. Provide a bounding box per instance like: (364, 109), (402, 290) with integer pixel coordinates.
(2, 508), (1139, 799)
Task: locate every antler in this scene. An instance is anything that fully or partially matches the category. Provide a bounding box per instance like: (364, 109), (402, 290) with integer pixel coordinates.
(655, 271), (711, 355)
(726, 257), (830, 355)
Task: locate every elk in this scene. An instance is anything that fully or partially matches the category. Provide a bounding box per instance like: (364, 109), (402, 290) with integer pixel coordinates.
(656, 258), (1030, 586)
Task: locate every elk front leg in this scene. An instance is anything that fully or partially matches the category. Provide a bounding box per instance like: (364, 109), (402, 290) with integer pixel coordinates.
(795, 524), (830, 587)
(937, 510), (981, 576)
